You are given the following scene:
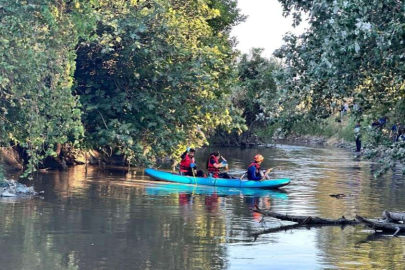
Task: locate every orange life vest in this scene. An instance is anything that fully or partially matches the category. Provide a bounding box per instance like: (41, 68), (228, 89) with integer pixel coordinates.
(207, 155), (220, 178)
(179, 154), (195, 172)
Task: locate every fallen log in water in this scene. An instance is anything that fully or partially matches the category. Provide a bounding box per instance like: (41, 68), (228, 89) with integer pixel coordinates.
(356, 215), (405, 236)
(382, 210), (405, 223)
(248, 207), (359, 238)
(251, 207), (405, 238)
(252, 207), (359, 225)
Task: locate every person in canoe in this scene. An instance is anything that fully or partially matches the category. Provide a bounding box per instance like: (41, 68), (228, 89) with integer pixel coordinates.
(179, 148), (204, 177)
(206, 151), (233, 179)
(247, 154), (275, 181)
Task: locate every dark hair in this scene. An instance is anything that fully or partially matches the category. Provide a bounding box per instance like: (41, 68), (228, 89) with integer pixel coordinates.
(181, 148), (195, 159)
(206, 151), (220, 169)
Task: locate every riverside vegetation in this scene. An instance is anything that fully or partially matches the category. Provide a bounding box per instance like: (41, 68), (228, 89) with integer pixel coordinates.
(0, 0), (246, 176)
(1, 0), (405, 177)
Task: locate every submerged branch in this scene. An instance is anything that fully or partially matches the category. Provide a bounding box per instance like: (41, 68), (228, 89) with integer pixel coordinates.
(252, 207), (359, 225)
(249, 206), (359, 239)
(249, 222), (301, 239)
(356, 215), (405, 236)
(382, 210), (405, 223)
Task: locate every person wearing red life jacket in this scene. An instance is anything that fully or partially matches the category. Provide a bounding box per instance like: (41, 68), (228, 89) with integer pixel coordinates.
(206, 152), (232, 178)
(179, 148), (204, 177)
(247, 154), (274, 181)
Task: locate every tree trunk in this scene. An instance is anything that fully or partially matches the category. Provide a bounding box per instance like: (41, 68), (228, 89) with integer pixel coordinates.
(0, 147), (23, 170)
(253, 208), (359, 225)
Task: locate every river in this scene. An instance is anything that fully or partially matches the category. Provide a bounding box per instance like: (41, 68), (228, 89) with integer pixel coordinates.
(1, 144), (405, 270)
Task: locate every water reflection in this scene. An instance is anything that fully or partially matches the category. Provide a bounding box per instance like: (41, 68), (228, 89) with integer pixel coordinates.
(0, 144), (405, 269)
(144, 183), (288, 199)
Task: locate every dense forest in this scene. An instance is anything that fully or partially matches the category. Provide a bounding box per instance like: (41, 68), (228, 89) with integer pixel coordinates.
(0, 0), (246, 174)
(1, 0), (405, 175)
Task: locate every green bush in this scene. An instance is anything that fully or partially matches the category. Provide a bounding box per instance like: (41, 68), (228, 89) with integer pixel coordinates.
(260, 114), (359, 142)
(255, 123), (282, 140)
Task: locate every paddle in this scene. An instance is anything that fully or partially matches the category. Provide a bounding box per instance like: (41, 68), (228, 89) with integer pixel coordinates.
(261, 166), (281, 181)
(191, 167), (198, 185)
(264, 166), (281, 175)
(238, 166), (281, 181)
(219, 155), (229, 172)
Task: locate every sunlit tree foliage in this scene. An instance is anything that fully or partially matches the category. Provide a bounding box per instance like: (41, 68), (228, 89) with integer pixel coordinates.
(275, 0), (405, 173)
(0, 0), (245, 173)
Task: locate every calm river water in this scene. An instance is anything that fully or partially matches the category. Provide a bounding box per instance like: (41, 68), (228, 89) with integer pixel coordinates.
(1, 144), (405, 270)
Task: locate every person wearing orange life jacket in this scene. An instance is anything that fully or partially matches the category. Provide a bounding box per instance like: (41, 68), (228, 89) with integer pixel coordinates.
(247, 154), (274, 181)
(179, 148), (204, 177)
(206, 152), (233, 179)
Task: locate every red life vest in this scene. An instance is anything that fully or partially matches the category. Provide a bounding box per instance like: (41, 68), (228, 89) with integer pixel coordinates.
(179, 154), (195, 172)
(207, 155), (220, 178)
(248, 162), (260, 175)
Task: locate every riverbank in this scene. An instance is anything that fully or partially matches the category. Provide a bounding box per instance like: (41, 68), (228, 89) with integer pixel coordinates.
(0, 146), (118, 172)
(274, 135), (355, 150)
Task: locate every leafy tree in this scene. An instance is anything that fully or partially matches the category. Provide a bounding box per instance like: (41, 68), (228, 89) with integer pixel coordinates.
(75, 0), (244, 165)
(0, 0), (92, 175)
(212, 49), (281, 145)
(207, 0), (247, 33)
(275, 0), (405, 173)
(235, 49), (281, 138)
(0, 0), (246, 173)
(275, 0), (405, 120)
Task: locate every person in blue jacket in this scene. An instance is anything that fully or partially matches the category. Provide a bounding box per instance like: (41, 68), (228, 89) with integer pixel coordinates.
(247, 154), (274, 181)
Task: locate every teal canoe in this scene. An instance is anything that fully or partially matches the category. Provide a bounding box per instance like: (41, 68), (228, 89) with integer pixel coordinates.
(144, 168), (290, 189)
